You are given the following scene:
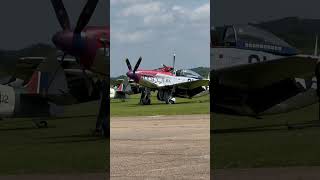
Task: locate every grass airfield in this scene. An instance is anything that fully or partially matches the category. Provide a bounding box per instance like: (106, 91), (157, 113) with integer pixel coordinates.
(110, 93), (210, 178)
(0, 93), (208, 175)
(212, 103), (320, 169)
(111, 93), (210, 117)
(0, 101), (108, 175)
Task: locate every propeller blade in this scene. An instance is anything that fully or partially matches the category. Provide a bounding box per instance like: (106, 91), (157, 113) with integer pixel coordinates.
(74, 0), (99, 33)
(133, 57), (142, 73)
(50, 0), (71, 30)
(125, 58), (132, 71)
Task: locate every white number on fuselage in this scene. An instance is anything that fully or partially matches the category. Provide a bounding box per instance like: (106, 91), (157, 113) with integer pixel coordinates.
(0, 92), (9, 104)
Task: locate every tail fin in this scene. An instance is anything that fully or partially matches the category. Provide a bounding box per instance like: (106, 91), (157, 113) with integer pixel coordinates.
(25, 71), (41, 94)
(25, 57), (68, 95)
(123, 76), (131, 93)
(116, 77), (131, 93)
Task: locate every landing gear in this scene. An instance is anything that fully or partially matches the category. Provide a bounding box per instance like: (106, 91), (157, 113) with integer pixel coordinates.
(140, 87), (151, 105)
(95, 79), (109, 138)
(165, 96), (176, 104)
(157, 90), (176, 104)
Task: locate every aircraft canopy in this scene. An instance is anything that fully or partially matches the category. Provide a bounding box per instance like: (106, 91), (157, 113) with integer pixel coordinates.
(175, 69), (203, 79)
(224, 25), (293, 48)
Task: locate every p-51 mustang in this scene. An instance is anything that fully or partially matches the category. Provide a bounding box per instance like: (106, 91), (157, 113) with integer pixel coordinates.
(211, 24), (319, 116)
(0, 56), (101, 127)
(125, 56), (209, 105)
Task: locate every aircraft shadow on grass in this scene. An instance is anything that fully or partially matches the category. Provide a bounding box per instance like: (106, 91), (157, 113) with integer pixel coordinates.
(52, 114), (97, 120)
(38, 133), (106, 144)
(0, 126), (56, 132)
(211, 120), (320, 134)
(0, 115), (98, 132)
(126, 100), (206, 107)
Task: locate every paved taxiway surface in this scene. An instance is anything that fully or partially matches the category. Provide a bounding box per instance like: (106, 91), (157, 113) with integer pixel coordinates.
(110, 114), (210, 179)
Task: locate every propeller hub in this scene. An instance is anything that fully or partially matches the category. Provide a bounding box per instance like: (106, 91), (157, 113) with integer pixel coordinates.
(126, 71), (138, 82)
(52, 31), (72, 51)
(52, 30), (87, 57)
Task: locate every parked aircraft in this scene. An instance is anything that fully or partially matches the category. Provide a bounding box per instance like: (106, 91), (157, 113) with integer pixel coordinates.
(0, 56), (101, 128)
(50, 0), (109, 136)
(110, 77), (133, 100)
(211, 24), (319, 117)
(125, 56), (209, 105)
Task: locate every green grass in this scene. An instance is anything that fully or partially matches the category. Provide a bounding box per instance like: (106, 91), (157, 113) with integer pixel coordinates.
(0, 101), (108, 175)
(110, 93), (210, 117)
(211, 103), (320, 169)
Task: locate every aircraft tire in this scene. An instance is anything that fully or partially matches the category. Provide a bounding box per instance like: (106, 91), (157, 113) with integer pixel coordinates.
(38, 121), (48, 128)
(166, 97), (174, 104)
(142, 98), (151, 105)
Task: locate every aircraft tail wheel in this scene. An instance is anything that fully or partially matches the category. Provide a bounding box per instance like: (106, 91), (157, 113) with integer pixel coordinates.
(35, 120), (48, 128)
(40, 121), (48, 128)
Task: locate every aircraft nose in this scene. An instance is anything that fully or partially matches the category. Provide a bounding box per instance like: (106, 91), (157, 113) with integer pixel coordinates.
(126, 72), (131, 78)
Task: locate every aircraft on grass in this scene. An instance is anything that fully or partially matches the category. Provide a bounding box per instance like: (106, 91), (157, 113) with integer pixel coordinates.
(0, 56), (101, 128)
(50, 0), (109, 136)
(211, 24), (319, 117)
(125, 54), (210, 105)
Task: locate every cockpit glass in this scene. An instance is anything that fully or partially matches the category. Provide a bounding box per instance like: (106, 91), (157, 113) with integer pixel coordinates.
(176, 69), (203, 79)
(224, 27), (236, 43)
(233, 25), (291, 47)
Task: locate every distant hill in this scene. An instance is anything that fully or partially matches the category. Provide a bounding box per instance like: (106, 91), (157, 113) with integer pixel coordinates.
(190, 67), (210, 78)
(0, 43), (57, 69)
(0, 43), (56, 60)
(253, 17), (320, 54)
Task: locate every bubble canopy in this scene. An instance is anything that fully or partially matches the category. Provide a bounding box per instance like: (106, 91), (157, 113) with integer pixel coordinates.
(227, 25), (291, 46)
(223, 25), (298, 55)
(175, 69), (203, 79)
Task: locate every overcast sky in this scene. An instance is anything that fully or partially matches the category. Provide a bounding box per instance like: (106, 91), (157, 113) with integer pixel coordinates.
(0, 0), (108, 50)
(211, 0), (320, 27)
(110, 0), (210, 77)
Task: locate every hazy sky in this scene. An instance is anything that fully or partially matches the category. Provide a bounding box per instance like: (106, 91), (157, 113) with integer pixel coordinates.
(211, 0), (320, 27)
(110, 0), (210, 76)
(0, 0), (108, 50)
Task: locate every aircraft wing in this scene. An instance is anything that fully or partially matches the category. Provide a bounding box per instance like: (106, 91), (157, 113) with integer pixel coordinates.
(214, 55), (317, 90)
(174, 79), (209, 90)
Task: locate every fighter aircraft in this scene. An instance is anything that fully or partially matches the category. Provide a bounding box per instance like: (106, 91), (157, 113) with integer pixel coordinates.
(125, 56), (209, 105)
(211, 24), (319, 117)
(110, 77), (133, 101)
(50, 0), (109, 135)
(0, 56), (101, 128)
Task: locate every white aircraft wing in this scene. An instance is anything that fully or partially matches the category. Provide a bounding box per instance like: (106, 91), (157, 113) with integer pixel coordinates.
(174, 79), (209, 90)
(214, 55), (317, 90)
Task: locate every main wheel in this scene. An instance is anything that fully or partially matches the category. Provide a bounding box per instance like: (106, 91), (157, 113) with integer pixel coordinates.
(36, 121), (48, 128)
(166, 97), (176, 104)
(143, 98), (151, 105)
